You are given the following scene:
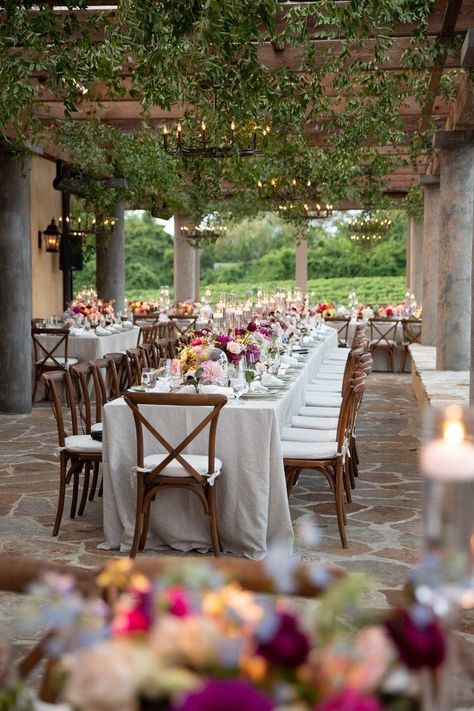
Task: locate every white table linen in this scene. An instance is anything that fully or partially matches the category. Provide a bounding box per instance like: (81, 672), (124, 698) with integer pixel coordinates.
(36, 327), (139, 362)
(100, 329), (338, 559)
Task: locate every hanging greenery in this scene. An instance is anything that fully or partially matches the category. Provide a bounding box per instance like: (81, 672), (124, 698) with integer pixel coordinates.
(0, 1), (464, 218)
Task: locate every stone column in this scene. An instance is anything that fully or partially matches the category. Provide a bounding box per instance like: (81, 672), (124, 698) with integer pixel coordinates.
(433, 131), (474, 371)
(421, 179), (440, 346)
(174, 214), (196, 302)
(0, 151), (32, 413)
(96, 202), (125, 313)
(408, 216), (423, 303)
(295, 237), (308, 294)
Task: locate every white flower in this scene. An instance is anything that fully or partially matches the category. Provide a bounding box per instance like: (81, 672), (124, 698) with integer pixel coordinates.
(227, 341), (243, 355)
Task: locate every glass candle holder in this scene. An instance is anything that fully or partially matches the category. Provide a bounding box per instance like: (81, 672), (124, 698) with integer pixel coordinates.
(420, 404), (474, 609)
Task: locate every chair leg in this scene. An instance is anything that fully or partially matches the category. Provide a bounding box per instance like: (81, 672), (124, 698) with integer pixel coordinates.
(78, 463), (91, 516)
(89, 462), (99, 501)
(207, 485), (221, 557)
(52, 455), (67, 536)
(389, 348), (395, 373)
(334, 463), (347, 548)
(98, 477), (103, 498)
(130, 477), (145, 558)
(343, 463), (352, 503)
(139, 507), (151, 551)
(399, 346), (407, 374)
(32, 370), (39, 404)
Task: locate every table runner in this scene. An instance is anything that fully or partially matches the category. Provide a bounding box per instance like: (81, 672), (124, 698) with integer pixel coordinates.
(100, 328), (338, 558)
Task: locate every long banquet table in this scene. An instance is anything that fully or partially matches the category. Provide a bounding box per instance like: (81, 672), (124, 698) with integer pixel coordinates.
(100, 328), (338, 559)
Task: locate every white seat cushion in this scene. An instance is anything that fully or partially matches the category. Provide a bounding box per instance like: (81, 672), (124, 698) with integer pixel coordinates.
(282, 426), (336, 442)
(40, 357), (79, 367)
(64, 434), (102, 454)
(292, 415), (339, 429)
(281, 440), (337, 460)
(313, 372), (345, 381)
(299, 406), (341, 417)
(306, 394), (342, 407)
(143, 453), (222, 479)
(307, 381), (341, 392)
(369, 339), (395, 347)
(91, 422), (103, 433)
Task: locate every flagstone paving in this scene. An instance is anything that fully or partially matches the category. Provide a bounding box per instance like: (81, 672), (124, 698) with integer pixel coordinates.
(0, 373), (472, 703)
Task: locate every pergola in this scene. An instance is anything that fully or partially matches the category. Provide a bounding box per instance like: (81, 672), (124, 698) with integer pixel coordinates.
(1, 0), (474, 412)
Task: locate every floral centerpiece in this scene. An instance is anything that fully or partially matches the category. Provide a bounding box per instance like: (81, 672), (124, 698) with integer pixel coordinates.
(170, 301), (201, 317)
(376, 304), (404, 319)
(64, 288), (116, 328)
(4, 550), (447, 711)
(129, 299), (160, 315)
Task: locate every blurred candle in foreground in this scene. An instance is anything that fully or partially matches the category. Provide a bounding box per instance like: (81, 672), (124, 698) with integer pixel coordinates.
(420, 404), (474, 608)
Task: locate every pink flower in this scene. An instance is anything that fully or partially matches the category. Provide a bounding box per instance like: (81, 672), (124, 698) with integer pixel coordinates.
(314, 688), (382, 711)
(164, 587), (192, 617)
(201, 360), (225, 384)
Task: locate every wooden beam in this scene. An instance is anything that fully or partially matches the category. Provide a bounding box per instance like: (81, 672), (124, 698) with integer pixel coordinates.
(419, 0), (464, 132)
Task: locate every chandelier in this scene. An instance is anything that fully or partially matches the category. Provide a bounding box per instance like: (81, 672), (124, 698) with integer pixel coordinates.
(349, 214), (392, 244)
(278, 201), (334, 219)
(180, 224), (227, 248)
(61, 215), (117, 238)
(163, 121), (270, 158)
(257, 177), (313, 202)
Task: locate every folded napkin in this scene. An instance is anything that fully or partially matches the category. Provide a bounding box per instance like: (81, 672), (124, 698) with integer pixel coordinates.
(261, 372), (284, 386)
(122, 320), (135, 330)
(159, 314), (170, 322)
(69, 327), (96, 338)
(250, 380), (268, 392)
(178, 384), (234, 398)
(95, 326), (110, 336)
(110, 324), (123, 333)
(281, 354), (298, 367)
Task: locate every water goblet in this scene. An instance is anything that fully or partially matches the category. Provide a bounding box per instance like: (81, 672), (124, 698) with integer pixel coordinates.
(141, 367), (157, 390)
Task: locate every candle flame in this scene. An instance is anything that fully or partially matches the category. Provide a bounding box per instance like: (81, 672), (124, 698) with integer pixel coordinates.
(443, 419), (465, 445)
(163, 125), (168, 135)
(230, 120), (236, 131)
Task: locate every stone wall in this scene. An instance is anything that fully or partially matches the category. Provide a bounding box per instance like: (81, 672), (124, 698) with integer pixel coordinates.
(30, 156), (63, 318)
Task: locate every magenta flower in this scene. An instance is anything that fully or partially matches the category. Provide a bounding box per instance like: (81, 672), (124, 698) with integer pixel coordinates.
(172, 679), (274, 711)
(163, 587), (192, 617)
(72, 306), (82, 314)
(385, 607), (446, 670)
(256, 611), (310, 668)
(247, 321), (258, 332)
(314, 688), (382, 711)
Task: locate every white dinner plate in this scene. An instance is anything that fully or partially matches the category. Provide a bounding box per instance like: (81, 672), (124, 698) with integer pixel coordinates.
(240, 391), (280, 400)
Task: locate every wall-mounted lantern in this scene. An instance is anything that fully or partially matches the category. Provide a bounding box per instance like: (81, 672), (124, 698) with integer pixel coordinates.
(38, 218), (62, 253)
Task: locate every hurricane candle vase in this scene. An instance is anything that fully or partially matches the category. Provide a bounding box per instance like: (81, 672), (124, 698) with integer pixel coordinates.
(420, 404), (474, 608)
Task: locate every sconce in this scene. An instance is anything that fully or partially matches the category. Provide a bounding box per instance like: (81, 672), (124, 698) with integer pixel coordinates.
(38, 218), (61, 253)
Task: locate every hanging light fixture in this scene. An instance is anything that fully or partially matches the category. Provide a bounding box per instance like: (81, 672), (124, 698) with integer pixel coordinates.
(349, 214), (392, 244)
(180, 223), (227, 248)
(278, 201), (334, 219)
(38, 218), (62, 253)
(163, 120), (270, 158)
(257, 176), (314, 202)
(65, 214), (117, 237)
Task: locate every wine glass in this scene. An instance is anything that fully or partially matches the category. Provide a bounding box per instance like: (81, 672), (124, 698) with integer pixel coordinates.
(141, 368), (157, 390)
(229, 365), (247, 403)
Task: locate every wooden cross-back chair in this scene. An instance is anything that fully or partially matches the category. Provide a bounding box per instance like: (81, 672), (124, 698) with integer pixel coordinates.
(124, 392), (227, 558)
(90, 356), (122, 406)
(283, 374), (366, 548)
(368, 318), (399, 371)
(324, 316), (351, 347)
(158, 321), (178, 357)
(42, 370), (102, 536)
(104, 351), (133, 393)
(70, 362), (101, 435)
(31, 327), (79, 403)
(400, 318), (422, 373)
(140, 342), (160, 369)
(126, 347), (148, 385)
(137, 323), (160, 347)
(173, 316), (198, 342)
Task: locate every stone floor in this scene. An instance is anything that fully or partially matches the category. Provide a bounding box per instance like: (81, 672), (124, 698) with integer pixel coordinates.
(0, 373), (473, 703)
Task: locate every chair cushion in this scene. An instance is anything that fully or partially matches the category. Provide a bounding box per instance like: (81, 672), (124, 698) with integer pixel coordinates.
(299, 406), (341, 418)
(307, 381), (341, 392)
(64, 434), (102, 454)
(369, 339), (395, 347)
(39, 357), (79, 367)
(292, 415), (339, 430)
(143, 453), (222, 479)
(306, 394), (342, 407)
(282, 426), (337, 442)
(281, 440), (337, 460)
(91, 422), (103, 433)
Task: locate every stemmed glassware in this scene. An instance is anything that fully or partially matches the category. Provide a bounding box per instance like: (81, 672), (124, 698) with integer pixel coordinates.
(229, 361), (247, 403)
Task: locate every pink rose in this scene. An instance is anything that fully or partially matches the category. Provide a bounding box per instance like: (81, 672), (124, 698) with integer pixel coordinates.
(201, 360), (225, 384)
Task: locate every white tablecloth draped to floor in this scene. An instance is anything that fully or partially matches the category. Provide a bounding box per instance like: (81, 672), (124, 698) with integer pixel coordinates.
(36, 327), (139, 362)
(100, 328), (338, 559)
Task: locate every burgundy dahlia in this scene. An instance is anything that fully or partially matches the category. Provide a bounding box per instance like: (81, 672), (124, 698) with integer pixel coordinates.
(385, 607), (446, 670)
(247, 321), (258, 332)
(256, 611), (310, 668)
(171, 679), (273, 711)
